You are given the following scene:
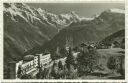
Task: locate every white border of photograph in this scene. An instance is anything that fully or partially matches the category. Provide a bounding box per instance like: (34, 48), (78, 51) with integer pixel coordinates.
(0, 0), (127, 82)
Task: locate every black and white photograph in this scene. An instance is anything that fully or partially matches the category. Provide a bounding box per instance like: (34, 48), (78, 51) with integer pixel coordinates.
(3, 2), (125, 79)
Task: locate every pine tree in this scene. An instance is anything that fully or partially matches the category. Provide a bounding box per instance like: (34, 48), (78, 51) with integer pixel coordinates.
(65, 47), (74, 70)
(107, 56), (117, 74)
(58, 61), (63, 70)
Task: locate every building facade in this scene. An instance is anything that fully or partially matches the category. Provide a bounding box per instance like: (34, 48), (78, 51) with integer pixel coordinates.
(9, 53), (51, 79)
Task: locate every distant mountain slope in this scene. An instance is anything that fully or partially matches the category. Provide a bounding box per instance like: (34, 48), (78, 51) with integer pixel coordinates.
(98, 29), (125, 48)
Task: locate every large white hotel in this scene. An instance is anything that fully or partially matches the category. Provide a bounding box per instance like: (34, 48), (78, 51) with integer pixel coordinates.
(9, 53), (52, 79)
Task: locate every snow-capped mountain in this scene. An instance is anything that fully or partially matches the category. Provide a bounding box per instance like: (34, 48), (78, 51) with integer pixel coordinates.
(36, 8), (125, 56)
(4, 3), (92, 62)
(4, 3), (90, 30)
(106, 8), (125, 14)
(3, 3), (125, 62)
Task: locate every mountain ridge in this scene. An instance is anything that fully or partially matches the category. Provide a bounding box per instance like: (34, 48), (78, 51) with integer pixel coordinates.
(4, 3), (125, 61)
(24, 8), (125, 56)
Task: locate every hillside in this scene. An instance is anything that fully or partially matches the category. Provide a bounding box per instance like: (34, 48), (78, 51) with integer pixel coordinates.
(98, 29), (125, 48)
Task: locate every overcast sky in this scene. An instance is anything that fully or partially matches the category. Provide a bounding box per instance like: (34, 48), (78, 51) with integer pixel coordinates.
(27, 3), (124, 18)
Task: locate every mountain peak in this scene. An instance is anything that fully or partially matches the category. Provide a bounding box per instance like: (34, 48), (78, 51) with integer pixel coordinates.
(106, 8), (125, 14)
(37, 8), (46, 14)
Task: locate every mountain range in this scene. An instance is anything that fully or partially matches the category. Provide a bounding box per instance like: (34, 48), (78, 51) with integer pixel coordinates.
(4, 3), (88, 61)
(34, 8), (125, 55)
(4, 3), (125, 62)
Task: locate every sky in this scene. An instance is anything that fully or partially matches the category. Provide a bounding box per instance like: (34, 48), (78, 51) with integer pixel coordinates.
(27, 3), (124, 18)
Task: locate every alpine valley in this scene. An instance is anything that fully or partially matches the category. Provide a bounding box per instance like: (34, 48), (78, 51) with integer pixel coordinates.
(4, 3), (124, 69)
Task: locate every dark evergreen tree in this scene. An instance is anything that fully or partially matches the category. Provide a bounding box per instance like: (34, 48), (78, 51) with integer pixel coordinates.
(17, 66), (22, 78)
(119, 56), (125, 76)
(51, 67), (56, 78)
(121, 38), (125, 49)
(58, 61), (63, 70)
(107, 56), (116, 71)
(65, 47), (74, 70)
(51, 62), (59, 79)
